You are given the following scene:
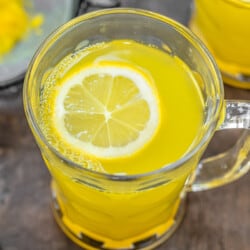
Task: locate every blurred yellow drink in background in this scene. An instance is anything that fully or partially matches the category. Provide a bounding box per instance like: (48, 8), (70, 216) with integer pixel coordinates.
(38, 40), (204, 248)
(189, 0), (250, 89)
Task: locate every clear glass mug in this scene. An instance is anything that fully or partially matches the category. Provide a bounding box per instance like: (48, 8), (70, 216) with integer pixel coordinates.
(23, 8), (250, 250)
(189, 0), (250, 89)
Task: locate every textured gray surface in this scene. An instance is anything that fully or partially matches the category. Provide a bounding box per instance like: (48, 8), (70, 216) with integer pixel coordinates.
(0, 1), (249, 250)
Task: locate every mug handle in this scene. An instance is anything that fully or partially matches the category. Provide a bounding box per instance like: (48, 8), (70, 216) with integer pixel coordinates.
(189, 100), (250, 192)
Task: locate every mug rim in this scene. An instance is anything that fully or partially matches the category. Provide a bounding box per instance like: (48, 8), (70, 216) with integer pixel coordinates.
(23, 8), (224, 181)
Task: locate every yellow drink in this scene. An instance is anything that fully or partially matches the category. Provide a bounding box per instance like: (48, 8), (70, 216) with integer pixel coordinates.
(190, 0), (250, 89)
(38, 40), (204, 248)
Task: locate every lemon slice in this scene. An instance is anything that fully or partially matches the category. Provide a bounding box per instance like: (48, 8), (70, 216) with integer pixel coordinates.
(54, 65), (160, 158)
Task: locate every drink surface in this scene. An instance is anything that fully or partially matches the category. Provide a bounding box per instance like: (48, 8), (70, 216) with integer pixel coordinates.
(190, 0), (250, 88)
(38, 40), (204, 247)
(39, 39), (204, 175)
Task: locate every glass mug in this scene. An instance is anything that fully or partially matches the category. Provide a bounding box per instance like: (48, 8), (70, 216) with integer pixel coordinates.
(189, 0), (250, 89)
(23, 9), (250, 250)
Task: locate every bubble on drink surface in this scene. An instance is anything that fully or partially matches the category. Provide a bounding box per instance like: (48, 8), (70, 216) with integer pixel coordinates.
(75, 40), (90, 52)
(83, 160), (106, 173)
